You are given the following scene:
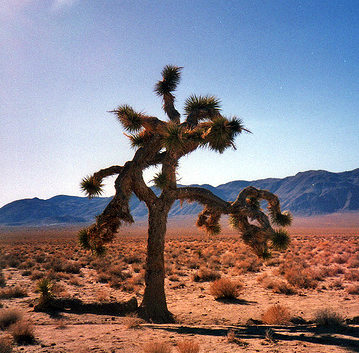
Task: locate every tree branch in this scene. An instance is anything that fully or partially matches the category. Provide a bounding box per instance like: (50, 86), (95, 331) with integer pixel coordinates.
(175, 186), (230, 211)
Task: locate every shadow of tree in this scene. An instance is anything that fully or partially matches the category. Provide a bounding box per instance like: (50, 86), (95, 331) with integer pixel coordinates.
(214, 298), (256, 305)
(34, 296), (138, 316)
(145, 323), (359, 352)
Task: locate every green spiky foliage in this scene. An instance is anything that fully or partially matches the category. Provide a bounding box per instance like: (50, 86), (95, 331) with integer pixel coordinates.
(113, 105), (143, 132)
(127, 131), (151, 149)
(201, 116), (244, 153)
(152, 172), (170, 189)
(78, 228), (91, 250)
(78, 227), (107, 256)
(155, 65), (182, 96)
(80, 175), (104, 198)
(184, 94), (221, 117)
(37, 278), (53, 299)
(269, 209), (293, 227)
(162, 123), (186, 152)
(271, 229), (291, 251)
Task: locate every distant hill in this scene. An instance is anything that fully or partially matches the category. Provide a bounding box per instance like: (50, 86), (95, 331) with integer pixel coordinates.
(0, 168), (358, 226)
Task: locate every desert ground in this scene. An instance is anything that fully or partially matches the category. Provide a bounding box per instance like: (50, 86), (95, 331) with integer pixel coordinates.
(0, 213), (358, 352)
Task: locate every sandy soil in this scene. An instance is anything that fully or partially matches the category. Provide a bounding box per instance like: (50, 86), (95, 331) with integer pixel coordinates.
(0, 213), (358, 352)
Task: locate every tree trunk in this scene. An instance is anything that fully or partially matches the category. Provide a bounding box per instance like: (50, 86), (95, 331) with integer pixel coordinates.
(138, 204), (174, 323)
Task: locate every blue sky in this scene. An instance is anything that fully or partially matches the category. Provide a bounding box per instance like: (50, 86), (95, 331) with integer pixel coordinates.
(1, 0), (358, 207)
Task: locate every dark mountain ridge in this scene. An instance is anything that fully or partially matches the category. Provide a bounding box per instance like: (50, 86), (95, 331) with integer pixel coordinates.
(0, 168), (358, 226)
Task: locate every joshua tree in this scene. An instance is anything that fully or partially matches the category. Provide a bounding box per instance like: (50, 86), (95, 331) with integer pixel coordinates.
(79, 65), (292, 323)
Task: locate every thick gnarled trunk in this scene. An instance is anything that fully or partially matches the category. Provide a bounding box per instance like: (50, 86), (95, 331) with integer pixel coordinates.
(138, 204), (174, 323)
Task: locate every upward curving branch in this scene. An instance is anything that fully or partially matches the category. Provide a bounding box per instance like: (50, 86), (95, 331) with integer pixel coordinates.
(175, 185), (292, 258)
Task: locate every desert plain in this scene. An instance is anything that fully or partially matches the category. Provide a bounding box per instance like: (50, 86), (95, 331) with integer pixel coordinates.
(0, 212), (358, 352)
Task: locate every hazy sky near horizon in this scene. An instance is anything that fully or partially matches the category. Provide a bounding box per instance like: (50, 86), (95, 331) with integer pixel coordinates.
(1, 0), (358, 207)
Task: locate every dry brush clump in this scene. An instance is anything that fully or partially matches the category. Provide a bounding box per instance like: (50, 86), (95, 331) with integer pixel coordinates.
(262, 305), (292, 325)
(257, 274), (296, 295)
(176, 339), (200, 353)
(209, 278), (243, 300)
(0, 286), (27, 300)
(0, 309), (22, 330)
(0, 335), (13, 353)
(10, 319), (35, 345)
(314, 308), (344, 328)
(143, 340), (172, 353)
(192, 267), (221, 282)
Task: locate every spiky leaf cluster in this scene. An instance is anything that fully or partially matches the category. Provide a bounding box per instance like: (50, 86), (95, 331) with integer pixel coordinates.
(184, 94), (221, 117)
(202, 116), (236, 153)
(80, 175), (104, 198)
(152, 172), (170, 189)
(271, 229), (291, 251)
(162, 123), (186, 152)
(269, 209), (293, 227)
(196, 210), (221, 235)
(78, 228), (107, 256)
(127, 131), (151, 149)
(155, 65), (182, 96)
(113, 105), (143, 132)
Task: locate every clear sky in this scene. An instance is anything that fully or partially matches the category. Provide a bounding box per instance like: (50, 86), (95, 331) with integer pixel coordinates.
(1, 0), (358, 207)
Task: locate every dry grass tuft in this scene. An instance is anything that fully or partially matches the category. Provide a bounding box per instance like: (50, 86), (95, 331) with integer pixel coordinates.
(10, 319), (35, 345)
(192, 268), (221, 282)
(227, 329), (249, 347)
(176, 339), (200, 353)
(0, 309), (22, 330)
(262, 305), (291, 325)
(314, 308), (344, 327)
(209, 278), (243, 300)
(124, 313), (144, 329)
(0, 335), (13, 353)
(143, 340), (172, 353)
(347, 284), (359, 295)
(0, 286), (27, 299)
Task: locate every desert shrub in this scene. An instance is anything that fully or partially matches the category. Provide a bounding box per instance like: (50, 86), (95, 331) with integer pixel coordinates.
(36, 278), (53, 299)
(0, 335), (13, 353)
(260, 277), (296, 295)
(62, 261), (81, 274)
(124, 253), (143, 264)
(29, 270), (44, 281)
(10, 320), (35, 344)
(347, 284), (359, 295)
(209, 278), (243, 300)
(283, 267), (318, 289)
(333, 254), (350, 264)
(262, 305), (291, 325)
(176, 339), (200, 353)
(143, 340), (172, 353)
(221, 252), (236, 267)
(236, 257), (262, 273)
(124, 313), (144, 329)
(95, 289), (109, 302)
(314, 308), (344, 327)
(0, 310), (22, 330)
(0, 286), (27, 299)
(227, 329), (249, 346)
(18, 259), (35, 270)
(344, 269), (359, 281)
(192, 268), (221, 282)
(97, 272), (111, 283)
(68, 276), (82, 286)
(329, 279), (343, 289)
(169, 274), (180, 282)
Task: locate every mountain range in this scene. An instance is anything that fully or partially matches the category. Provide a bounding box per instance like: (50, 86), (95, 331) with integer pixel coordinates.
(0, 168), (358, 226)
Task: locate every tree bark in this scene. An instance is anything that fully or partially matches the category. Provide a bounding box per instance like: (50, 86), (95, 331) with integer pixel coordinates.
(138, 203), (174, 323)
